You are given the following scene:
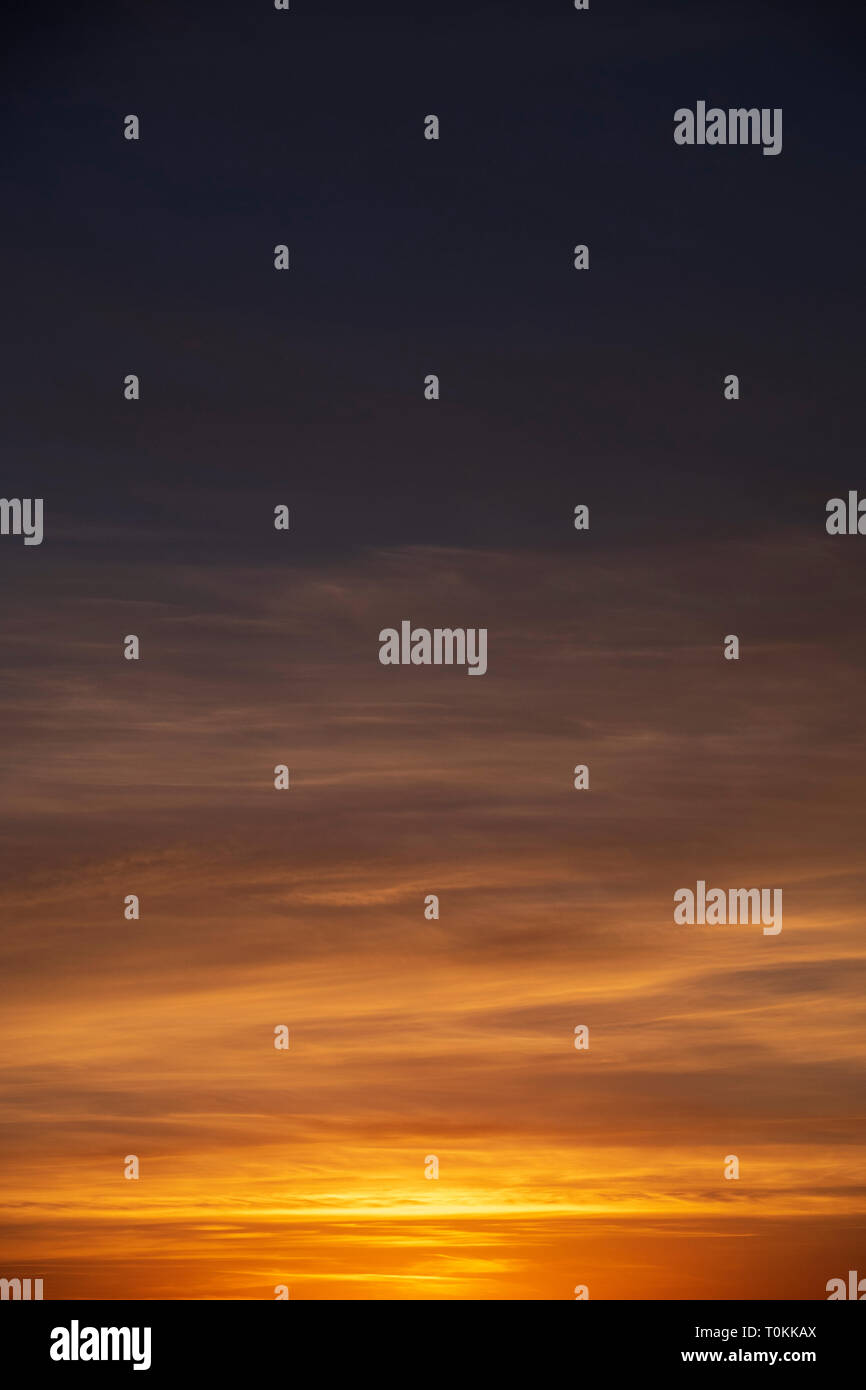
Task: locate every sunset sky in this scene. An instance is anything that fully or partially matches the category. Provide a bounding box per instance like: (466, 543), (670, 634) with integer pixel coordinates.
(1, 0), (864, 1299)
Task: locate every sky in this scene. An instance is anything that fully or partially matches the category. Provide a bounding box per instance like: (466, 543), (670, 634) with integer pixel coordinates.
(0, 0), (864, 1299)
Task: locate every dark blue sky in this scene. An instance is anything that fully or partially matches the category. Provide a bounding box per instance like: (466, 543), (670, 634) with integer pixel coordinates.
(2, 0), (862, 565)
